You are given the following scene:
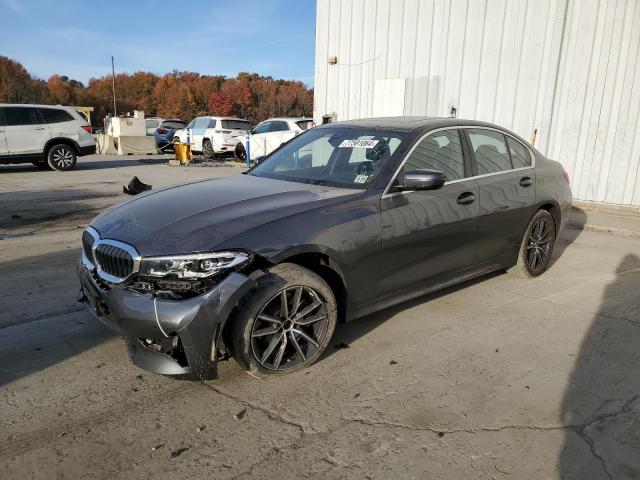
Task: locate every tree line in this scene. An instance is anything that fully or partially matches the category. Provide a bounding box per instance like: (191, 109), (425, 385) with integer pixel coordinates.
(0, 56), (314, 126)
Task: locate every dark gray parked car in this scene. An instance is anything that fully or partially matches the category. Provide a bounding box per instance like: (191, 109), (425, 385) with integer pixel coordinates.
(78, 117), (572, 379)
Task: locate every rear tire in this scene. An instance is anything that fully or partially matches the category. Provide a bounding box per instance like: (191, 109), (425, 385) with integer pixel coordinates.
(202, 139), (215, 159)
(228, 263), (337, 376)
(47, 144), (77, 171)
(508, 209), (556, 278)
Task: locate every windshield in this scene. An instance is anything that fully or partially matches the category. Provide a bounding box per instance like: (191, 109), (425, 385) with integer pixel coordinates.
(248, 127), (406, 189)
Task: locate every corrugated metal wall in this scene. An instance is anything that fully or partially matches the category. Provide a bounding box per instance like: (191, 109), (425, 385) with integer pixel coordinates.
(314, 0), (640, 206)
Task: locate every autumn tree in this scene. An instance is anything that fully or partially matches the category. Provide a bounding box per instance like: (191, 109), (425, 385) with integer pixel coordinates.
(0, 56), (49, 103)
(208, 92), (234, 116)
(0, 56), (314, 127)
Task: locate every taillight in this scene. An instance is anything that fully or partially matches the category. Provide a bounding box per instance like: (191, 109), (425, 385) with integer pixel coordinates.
(157, 128), (168, 134)
(81, 125), (92, 134)
(562, 170), (570, 184)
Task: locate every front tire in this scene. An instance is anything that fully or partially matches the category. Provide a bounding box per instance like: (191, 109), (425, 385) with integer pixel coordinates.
(202, 139), (215, 159)
(47, 144), (77, 171)
(508, 209), (556, 278)
(229, 263), (337, 375)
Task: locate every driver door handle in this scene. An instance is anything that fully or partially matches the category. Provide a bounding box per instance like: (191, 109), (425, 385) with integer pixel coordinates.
(457, 191), (476, 205)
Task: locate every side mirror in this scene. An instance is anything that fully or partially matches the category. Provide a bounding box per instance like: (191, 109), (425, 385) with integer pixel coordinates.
(394, 169), (446, 191)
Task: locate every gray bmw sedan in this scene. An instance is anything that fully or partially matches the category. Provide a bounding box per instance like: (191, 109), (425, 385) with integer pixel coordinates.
(78, 117), (572, 379)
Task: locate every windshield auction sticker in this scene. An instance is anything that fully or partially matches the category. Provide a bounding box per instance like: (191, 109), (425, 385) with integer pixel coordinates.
(338, 139), (379, 148)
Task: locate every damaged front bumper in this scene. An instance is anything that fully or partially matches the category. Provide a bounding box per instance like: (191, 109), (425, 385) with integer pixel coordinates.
(77, 261), (253, 379)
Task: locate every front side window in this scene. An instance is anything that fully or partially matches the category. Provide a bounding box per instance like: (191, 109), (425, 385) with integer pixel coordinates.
(4, 106), (40, 126)
(252, 122), (271, 134)
(39, 108), (74, 124)
(249, 127), (406, 189)
(506, 137), (532, 168)
(403, 129), (465, 181)
(467, 129), (512, 174)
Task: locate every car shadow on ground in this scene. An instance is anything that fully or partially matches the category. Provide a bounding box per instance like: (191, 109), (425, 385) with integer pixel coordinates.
(327, 211), (585, 357)
(0, 189), (118, 231)
(558, 253), (640, 478)
(0, 156), (169, 174)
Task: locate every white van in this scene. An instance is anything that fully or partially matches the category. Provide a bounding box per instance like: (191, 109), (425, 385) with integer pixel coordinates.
(173, 116), (251, 158)
(0, 104), (96, 171)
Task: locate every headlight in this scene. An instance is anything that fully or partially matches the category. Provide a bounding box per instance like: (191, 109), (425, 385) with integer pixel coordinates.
(138, 251), (250, 279)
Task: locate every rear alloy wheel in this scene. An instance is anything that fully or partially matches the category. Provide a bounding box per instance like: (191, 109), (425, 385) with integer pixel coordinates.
(234, 144), (246, 162)
(47, 144), (77, 171)
(509, 209), (556, 278)
(229, 263), (337, 375)
(202, 139), (215, 159)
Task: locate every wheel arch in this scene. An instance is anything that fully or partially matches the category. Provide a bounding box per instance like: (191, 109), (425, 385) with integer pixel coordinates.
(44, 137), (80, 156)
(537, 201), (561, 230)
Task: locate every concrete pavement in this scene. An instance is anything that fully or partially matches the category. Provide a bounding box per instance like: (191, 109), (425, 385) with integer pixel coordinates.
(0, 156), (639, 479)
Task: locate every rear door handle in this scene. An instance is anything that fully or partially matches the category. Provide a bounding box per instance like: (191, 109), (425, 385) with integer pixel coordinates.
(457, 192), (476, 205)
(519, 176), (533, 187)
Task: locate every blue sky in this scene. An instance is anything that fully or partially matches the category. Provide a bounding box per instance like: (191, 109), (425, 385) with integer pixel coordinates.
(0, 0), (317, 85)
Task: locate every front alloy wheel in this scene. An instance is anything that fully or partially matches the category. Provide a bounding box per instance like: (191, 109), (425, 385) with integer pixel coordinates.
(251, 286), (330, 371)
(229, 263), (337, 375)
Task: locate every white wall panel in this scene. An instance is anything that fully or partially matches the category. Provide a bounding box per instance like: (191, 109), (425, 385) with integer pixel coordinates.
(315, 0), (640, 205)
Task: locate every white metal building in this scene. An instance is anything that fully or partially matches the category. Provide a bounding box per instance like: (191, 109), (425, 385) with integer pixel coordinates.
(313, 0), (640, 206)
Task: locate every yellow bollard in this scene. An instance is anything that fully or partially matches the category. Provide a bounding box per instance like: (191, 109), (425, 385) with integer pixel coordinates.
(174, 142), (192, 165)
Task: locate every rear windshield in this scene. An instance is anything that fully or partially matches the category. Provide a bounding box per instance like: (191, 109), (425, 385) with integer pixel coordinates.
(221, 120), (251, 131)
(163, 120), (185, 129)
(296, 120), (313, 130)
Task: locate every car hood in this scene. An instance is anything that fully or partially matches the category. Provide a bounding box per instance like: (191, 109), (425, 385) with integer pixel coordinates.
(91, 174), (362, 256)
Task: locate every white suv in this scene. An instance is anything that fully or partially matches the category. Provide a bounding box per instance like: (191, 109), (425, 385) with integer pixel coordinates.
(233, 117), (313, 162)
(173, 116), (251, 159)
(0, 104), (96, 171)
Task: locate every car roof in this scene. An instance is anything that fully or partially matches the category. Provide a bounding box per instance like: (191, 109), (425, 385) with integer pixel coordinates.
(0, 103), (75, 109)
(325, 116), (513, 133)
(256, 117), (313, 123)
(197, 116), (249, 121)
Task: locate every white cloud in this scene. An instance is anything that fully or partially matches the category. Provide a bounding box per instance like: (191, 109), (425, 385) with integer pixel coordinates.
(2, 0), (25, 15)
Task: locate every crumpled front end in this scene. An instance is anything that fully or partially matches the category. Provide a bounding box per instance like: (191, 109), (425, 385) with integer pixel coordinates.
(78, 260), (253, 379)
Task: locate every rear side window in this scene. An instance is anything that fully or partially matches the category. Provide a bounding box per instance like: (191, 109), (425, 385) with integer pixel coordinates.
(404, 129), (466, 181)
(268, 121), (290, 132)
(208, 119), (217, 128)
(4, 106), (41, 126)
(467, 129), (511, 174)
(221, 120), (251, 130)
(296, 120), (313, 130)
(506, 137), (532, 168)
(39, 108), (74, 124)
